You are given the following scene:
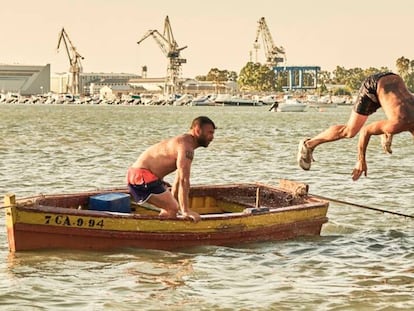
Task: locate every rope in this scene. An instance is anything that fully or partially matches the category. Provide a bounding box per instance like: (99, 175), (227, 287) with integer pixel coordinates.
(311, 193), (414, 219)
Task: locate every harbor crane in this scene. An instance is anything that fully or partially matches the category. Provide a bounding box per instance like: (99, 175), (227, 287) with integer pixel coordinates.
(56, 27), (84, 94)
(137, 16), (187, 97)
(253, 17), (286, 68)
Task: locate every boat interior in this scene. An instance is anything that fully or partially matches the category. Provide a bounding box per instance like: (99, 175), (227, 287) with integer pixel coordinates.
(16, 182), (310, 217)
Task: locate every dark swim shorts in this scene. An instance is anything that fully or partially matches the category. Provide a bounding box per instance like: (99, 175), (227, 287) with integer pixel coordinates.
(126, 167), (166, 204)
(353, 72), (396, 115)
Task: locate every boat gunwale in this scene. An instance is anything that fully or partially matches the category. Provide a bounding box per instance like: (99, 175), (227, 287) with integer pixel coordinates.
(11, 181), (319, 203)
(13, 200), (328, 222)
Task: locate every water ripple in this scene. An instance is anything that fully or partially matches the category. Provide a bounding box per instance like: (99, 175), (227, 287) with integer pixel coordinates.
(0, 105), (413, 310)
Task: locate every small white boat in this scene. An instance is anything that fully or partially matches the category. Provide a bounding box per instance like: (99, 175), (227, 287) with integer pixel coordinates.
(271, 95), (307, 112)
(259, 95), (278, 105)
(306, 95), (337, 109)
(189, 94), (215, 106)
(173, 94), (193, 106)
(214, 94), (261, 106)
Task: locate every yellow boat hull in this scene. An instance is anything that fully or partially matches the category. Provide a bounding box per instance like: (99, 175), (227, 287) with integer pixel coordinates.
(4, 181), (329, 252)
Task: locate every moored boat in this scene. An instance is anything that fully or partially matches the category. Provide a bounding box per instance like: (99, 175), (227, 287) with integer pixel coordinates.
(305, 95), (338, 109)
(189, 94), (215, 106)
(271, 95), (307, 112)
(214, 94), (262, 106)
(4, 180), (329, 252)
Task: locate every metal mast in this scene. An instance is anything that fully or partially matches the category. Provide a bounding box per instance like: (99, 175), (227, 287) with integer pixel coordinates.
(137, 16), (187, 97)
(253, 17), (286, 68)
(56, 27), (84, 94)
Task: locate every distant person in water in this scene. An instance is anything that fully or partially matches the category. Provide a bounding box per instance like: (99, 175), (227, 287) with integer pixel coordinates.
(126, 116), (216, 222)
(297, 72), (414, 180)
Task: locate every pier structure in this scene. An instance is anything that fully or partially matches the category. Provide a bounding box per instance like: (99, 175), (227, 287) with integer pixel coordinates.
(274, 66), (321, 90)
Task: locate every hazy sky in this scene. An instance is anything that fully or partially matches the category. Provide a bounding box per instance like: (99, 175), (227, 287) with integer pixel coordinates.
(2, 0), (413, 78)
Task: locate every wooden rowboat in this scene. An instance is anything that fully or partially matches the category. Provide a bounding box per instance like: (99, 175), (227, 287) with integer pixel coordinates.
(4, 180), (329, 252)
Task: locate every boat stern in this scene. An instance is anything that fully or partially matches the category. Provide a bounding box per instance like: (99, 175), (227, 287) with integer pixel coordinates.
(4, 194), (17, 252)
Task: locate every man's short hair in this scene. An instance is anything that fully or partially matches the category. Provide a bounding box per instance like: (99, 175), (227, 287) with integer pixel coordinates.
(190, 116), (216, 129)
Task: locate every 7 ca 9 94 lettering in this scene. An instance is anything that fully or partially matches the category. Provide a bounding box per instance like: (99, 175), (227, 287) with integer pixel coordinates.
(44, 215), (104, 228)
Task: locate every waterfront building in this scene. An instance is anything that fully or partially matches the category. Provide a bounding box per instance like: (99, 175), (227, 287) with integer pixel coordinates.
(0, 65), (236, 98)
(51, 72), (141, 95)
(0, 64), (50, 95)
(274, 66), (321, 90)
(80, 72), (140, 96)
(128, 77), (237, 96)
(51, 72), (70, 94)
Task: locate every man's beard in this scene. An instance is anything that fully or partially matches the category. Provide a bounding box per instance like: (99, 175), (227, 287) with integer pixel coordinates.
(197, 136), (210, 147)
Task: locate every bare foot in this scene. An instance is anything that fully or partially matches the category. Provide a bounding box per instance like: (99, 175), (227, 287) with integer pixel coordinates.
(297, 138), (315, 170)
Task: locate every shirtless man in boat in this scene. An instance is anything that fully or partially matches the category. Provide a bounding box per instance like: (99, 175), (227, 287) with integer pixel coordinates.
(126, 116), (216, 222)
(297, 72), (414, 180)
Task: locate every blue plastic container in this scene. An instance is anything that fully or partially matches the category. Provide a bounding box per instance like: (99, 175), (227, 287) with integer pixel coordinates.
(89, 193), (131, 213)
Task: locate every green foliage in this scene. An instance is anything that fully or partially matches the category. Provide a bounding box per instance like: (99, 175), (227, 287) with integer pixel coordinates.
(227, 71), (238, 82)
(275, 75), (284, 92)
(331, 66), (391, 91)
(201, 56), (414, 93)
(203, 68), (238, 83)
(206, 68), (226, 82)
(318, 80), (328, 95)
(195, 75), (207, 81)
(196, 68), (238, 84)
(237, 62), (276, 92)
(318, 70), (332, 84)
(396, 56), (414, 92)
(332, 87), (351, 96)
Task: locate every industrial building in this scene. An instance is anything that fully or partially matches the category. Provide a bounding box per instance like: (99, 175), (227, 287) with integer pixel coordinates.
(0, 64), (50, 95)
(51, 72), (140, 96)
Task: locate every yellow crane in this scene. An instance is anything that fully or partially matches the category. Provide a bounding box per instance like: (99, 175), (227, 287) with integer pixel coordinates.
(57, 27), (84, 94)
(253, 17), (286, 68)
(137, 16), (187, 97)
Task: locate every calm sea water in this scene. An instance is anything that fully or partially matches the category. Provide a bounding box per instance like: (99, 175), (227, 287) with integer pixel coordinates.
(0, 104), (413, 310)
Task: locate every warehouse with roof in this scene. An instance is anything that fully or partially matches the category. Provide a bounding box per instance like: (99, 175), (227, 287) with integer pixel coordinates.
(0, 64), (50, 95)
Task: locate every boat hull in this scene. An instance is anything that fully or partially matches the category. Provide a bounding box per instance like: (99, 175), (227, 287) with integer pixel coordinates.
(277, 104), (307, 112)
(7, 207), (327, 251)
(306, 102), (338, 109)
(4, 182), (329, 252)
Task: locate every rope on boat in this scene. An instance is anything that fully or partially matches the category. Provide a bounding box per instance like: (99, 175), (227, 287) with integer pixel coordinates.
(311, 194), (414, 219)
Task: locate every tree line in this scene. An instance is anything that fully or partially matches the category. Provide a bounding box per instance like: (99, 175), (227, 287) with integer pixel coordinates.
(195, 56), (414, 94)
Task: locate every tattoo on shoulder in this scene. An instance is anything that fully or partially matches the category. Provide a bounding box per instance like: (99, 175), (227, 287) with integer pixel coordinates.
(185, 150), (194, 160)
